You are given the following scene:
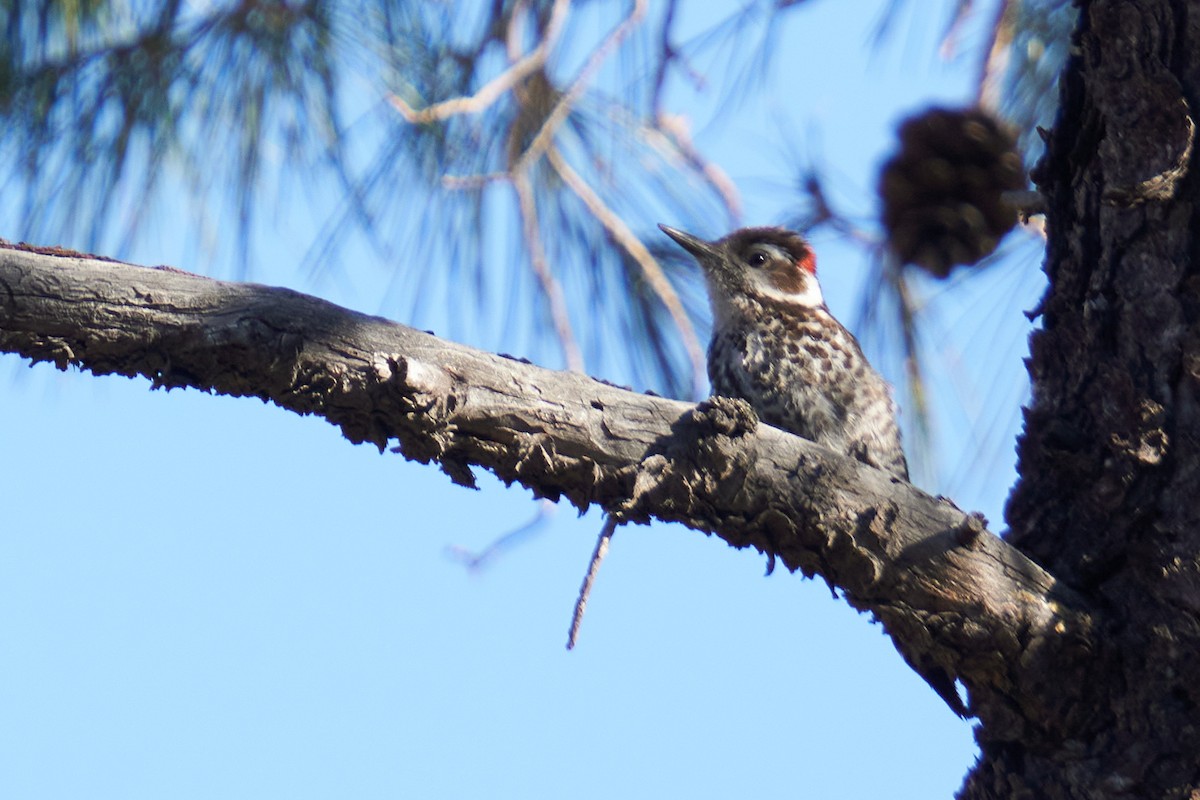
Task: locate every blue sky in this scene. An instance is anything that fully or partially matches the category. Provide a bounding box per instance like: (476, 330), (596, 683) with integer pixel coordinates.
(1, 2), (1046, 797)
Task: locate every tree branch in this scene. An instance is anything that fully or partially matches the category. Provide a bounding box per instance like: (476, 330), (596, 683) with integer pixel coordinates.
(388, 0), (571, 124)
(545, 146), (706, 398)
(0, 243), (1093, 731)
(512, 169), (585, 373)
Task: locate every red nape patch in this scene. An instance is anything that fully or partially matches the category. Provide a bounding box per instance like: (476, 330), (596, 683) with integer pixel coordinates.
(797, 251), (817, 275)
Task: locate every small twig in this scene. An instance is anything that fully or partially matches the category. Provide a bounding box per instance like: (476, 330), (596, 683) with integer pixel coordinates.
(441, 172), (510, 190)
(446, 499), (556, 571)
(388, 0), (571, 124)
(801, 169), (835, 227)
(512, 0), (648, 174)
(651, 0), (731, 103)
(546, 146), (707, 398)
(650, 0), (680, 115)
(654, 112), (742, 225)
(566, 515), (618, 650)
(891, 262), (933, 463)
(937, 0), (977, 60)
(504, 0), (530, 61)
(1001, 189), (1048, 221)
(794, 168), (882, 249)
(975, 0), (1018, 113)
(514, 171), (585, 372)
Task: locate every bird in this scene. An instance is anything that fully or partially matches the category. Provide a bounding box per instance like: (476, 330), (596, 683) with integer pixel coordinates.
(659, 225), (972, 717)
(659, 224), (909, 480)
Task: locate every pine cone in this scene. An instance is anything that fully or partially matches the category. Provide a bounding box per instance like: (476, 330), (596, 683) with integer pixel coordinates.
(878, 107), (1025, 278)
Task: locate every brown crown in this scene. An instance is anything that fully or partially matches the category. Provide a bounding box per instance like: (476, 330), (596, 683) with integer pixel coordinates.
(719, 227), (816, 275)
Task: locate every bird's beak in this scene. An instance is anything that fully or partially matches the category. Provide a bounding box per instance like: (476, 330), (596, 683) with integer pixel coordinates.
(658, 224), (719, 261)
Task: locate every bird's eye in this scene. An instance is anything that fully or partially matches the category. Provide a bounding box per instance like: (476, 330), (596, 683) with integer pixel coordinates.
(747, 251), (768, 268)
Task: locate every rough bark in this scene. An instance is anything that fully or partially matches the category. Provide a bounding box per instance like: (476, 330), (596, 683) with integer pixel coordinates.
(0, 242), (1090, 737)
(993, 0), (1200, 797)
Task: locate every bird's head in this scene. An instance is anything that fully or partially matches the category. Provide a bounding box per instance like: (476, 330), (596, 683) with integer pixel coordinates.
(659, 225), (823, 318)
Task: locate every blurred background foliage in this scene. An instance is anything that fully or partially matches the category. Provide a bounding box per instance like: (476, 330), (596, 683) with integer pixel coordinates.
(0, 0), (1076, 486)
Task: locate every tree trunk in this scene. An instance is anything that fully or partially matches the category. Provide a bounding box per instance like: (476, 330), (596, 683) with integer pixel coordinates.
(973, 0), (1200, 796)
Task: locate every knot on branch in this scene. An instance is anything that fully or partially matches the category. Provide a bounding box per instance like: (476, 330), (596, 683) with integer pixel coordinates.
(375, 353), (476, 486)
(955, 511), (988, 547)
(689, 395), (759, 438)
(615, 397), (759, 528)
(511, 433), (600, 507)
(832, 505), (893, 587)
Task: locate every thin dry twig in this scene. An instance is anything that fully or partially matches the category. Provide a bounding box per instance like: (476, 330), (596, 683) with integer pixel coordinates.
(650, 0), (708, 112)
(796, 169), (882, 249)
(891, 260), (932, 463)
(388, 0), (571, 124)
(1002, 189), (1048, 221)
(393, 0), (707, 392)
(402, 0), (651, 378)
(514, 170), (585, 372)
(938, 0), (978, 60)
(976, 0), (1018, 113)
(512, 0), (648, 173)
(446, 499), (557, 571)
(651, 0), (681, 113)
(547, 146), (707, 398)
(566, 515), (618, 650)
(441, 172), (508, 190)
(655, 112), (742, 224)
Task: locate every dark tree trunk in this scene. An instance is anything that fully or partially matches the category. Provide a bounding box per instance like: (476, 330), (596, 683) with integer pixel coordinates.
(977, 0), (1200, 796)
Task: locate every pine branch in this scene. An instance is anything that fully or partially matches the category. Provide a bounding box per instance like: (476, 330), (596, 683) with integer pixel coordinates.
(0, 242), (1093, 730)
